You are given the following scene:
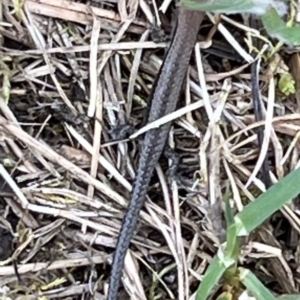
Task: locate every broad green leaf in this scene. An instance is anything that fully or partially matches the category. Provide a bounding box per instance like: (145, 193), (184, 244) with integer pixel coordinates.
(278, 296), (300, 300)
(262, 8), (300, 46)
(180, 0), (289, 15)
(180, 0), (260, 14)
(235, 167), (300, 236)
(239, 268), (277, 300)
(179, 1), (300, 46)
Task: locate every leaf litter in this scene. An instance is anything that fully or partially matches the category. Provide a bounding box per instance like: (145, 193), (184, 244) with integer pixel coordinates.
(0, 0), (300, 299)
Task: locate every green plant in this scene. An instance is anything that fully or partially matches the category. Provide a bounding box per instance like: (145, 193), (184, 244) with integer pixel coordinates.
(195, 167), (300, 299)
(180, 0), (300, 46)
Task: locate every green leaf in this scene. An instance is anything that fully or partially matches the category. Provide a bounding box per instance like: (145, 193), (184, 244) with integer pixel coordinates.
(262, 8), (300, 46)
(179, 1), (300, 46)
(277, 296), (300, 300)
(223, 192), (240, 261)
(196, 255), (233, 300)
(239, 268), (277, 300)
(225, 222), (240, 261)
(180, 0), (258, 13)
(222, 187), (240, 260)
(235, 167), (300, 236)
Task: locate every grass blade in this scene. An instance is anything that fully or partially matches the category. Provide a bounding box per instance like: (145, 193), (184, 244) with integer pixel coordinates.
(239, 268), (277, 300)
(234, 167), (300, 236)
(196, 255), (233, 300)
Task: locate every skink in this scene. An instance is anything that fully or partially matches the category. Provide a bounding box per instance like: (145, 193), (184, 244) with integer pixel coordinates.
(107, 8), (204, 300)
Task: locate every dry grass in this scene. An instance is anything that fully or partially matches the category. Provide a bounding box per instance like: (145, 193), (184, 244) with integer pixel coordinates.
(1, 0), (300, 299)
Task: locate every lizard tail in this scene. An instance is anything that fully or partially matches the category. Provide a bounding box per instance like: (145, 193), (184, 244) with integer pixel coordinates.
(107, 123), (171, 300)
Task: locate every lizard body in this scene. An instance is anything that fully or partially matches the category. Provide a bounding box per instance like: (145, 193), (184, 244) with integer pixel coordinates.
(107, 9), (204, 300)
